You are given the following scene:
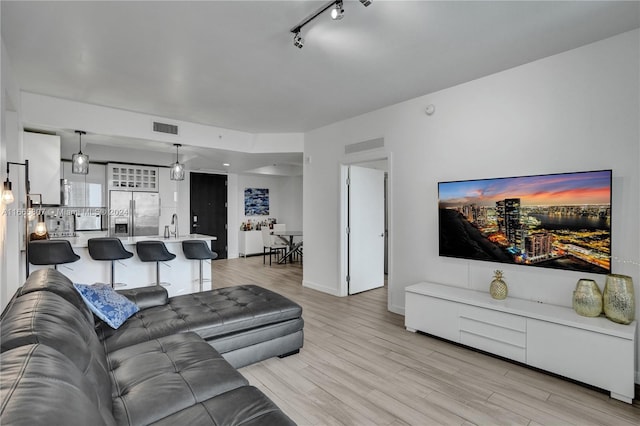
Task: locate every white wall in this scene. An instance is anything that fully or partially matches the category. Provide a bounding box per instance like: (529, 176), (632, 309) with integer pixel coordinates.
(1, 35), (25, 310)
(236, 174), (302, 230)
(304, 30), (639, 377)
(22, 92), (303, 154)
(233, 173), (303, 247)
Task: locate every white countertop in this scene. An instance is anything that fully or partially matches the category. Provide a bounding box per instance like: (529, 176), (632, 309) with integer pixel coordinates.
(53, 233), (217, 248)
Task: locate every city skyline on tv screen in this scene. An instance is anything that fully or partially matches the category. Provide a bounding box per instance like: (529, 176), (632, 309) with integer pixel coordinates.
(438, 170), (611, 274)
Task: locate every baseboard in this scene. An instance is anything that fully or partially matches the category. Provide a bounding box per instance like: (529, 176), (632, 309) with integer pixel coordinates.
(302, 280), (343, 297)
(388, 303), (405, 316)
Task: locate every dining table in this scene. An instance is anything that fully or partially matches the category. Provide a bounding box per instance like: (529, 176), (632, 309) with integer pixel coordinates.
(273, 230), (302, 264)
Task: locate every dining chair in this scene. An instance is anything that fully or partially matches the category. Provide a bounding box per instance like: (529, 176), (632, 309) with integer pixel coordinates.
(261, 227), (287, 266)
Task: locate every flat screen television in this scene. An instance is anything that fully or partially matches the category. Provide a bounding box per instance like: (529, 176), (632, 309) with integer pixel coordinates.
(438, 170), (612, 274)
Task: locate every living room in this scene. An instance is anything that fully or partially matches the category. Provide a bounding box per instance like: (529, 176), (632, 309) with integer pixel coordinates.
(1, 1), (639, 424)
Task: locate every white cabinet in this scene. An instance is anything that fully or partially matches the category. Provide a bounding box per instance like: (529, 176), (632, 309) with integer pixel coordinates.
(239, 230), (263, 257)
(23, 132), (60, 204)
(62, 162), (106, 207)
(107, 163), (158, 191)
(526, 318), (635, 402)
(459, 305), (527, 363)
(405, 282), (637, 403)
(405, 294), (459, 341)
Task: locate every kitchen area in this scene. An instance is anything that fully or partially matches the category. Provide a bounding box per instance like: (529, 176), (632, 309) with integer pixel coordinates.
(21, 131), (217, 296)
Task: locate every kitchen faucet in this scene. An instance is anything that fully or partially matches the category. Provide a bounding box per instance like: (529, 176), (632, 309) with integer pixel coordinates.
(171, 213), (178, 237)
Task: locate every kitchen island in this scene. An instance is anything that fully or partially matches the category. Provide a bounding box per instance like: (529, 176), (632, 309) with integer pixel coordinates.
(30, 234), (217, 297)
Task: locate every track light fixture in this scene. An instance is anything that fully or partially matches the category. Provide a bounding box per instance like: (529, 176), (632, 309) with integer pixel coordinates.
(290, 0), (371, 48)
(293, 31), (304, 49)
(331, 1), (344, 20)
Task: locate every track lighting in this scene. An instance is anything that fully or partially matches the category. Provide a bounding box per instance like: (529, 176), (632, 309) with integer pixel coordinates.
(331, 1), (344, 20)
(290, 0), (371, 48)
(293, 31), (304, 49)
(72, 130), (89, 174)
(170, 144), (185, 181)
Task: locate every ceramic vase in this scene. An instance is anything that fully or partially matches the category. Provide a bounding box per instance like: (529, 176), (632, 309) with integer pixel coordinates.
(490, 270), (508, 300)
(603, 274), (635, 325)
(572, 279), (602, 317)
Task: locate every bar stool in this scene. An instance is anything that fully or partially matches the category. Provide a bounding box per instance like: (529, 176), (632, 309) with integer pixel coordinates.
(136, 240), (176, 287)
(29, 240), (80, 270)
(87, 238), (134, 288)
(182, 240), (218, 292)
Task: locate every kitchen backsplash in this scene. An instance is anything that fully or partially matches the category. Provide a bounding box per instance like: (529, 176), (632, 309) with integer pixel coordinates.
(45, 206), (106, 236)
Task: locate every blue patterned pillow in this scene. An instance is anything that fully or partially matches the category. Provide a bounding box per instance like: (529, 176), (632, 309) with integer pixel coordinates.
(73, 283), (139, 329)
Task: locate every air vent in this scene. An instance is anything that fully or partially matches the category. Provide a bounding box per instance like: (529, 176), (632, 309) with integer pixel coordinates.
(345, 137), (384, 154)
(153, 121), (179, 135)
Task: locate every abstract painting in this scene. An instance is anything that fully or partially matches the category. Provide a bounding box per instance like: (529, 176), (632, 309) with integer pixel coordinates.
(245, 188), (269, 215)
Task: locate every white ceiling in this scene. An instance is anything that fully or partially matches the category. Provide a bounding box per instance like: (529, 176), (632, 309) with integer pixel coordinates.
(3, 1), (639, 172)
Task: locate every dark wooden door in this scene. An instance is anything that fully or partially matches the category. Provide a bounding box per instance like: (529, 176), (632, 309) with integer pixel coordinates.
(190, 173), (227, 259)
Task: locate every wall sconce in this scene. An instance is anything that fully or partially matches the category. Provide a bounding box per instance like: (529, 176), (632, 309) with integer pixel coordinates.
(2, 163), (15, 204)
(28, 193), (48, 238)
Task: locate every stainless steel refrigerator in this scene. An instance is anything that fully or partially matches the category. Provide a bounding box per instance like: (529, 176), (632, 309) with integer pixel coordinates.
(109, 191), (160, 237)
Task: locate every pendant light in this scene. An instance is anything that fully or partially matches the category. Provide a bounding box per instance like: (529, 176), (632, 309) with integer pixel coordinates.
(72, 130), (89, 174)
(170, 143), (185, 181)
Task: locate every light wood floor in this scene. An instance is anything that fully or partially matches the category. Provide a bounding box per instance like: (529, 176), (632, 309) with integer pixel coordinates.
(212, 256), (640, 426)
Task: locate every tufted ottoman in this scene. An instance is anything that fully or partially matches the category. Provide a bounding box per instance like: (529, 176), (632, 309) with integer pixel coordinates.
(97, 285), (304, 368)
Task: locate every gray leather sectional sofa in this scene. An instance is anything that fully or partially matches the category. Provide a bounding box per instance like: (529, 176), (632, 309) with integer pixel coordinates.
(0, 269), (303, 425)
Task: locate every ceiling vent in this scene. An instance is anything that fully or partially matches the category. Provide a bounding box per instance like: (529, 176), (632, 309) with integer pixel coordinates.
(345, 137), (384, 154)
(153, 121), (179, 135)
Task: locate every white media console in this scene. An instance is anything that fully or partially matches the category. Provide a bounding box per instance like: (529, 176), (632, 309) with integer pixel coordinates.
(405, 282), (637, 403)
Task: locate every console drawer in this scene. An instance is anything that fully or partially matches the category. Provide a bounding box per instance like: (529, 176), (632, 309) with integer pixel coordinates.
(459, 305), (526, 362)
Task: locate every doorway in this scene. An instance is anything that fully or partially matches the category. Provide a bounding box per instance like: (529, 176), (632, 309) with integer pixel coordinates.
(340, 159), (389, 296)
(190, 172), (228, 259)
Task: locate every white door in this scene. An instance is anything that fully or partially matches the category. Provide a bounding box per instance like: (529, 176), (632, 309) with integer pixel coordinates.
(348, 165), (385, 294)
